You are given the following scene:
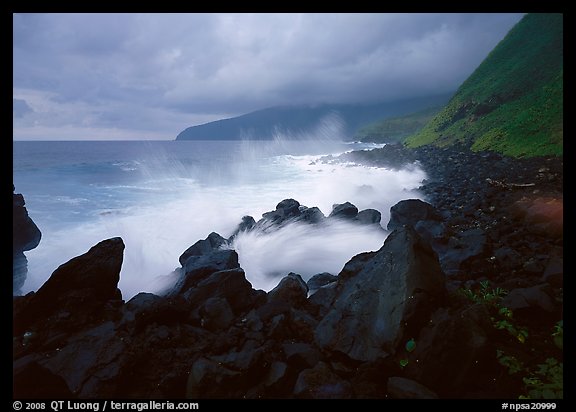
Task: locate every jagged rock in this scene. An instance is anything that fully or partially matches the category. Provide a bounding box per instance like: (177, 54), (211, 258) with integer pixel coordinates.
(199, 297), (235, 331)
(13, 355), (74, 398)
(186, 357), (241, 398)
(13, 253), (29, 296)
(178, 232), (229, 266)
(282, 342), (321, 369)
(414, 219), (446, 244)
(328, 202), (358, 220)
(307, 282), (337, 318)
(542, 256), (563, 287)
(15, 237), (124, 333)
(493, 247), (523, 271)
(120, 292), (188, 332)
(267, 273), (308, 307)
(264, 361), (288, 387)
(307, 272), (337, 292)
(298, 206), (325, 224)
(387, 377), (438, 399)
(13, 187), (42, 295)
(211, 339), (266, 371)
(275, 198), (301, 217)
(229, 216), (256, 241)
(13, 188), (42, 252)
(293, 362), (352, 399)
(315, 226), (445, 362)
(265, 313), (290, 340)
(402, 304), (492, 396)
(501, 285), (557, 313)
(38, 321), (125, 398)
(523, 257), (545, 274)
(187, 268), (257, 314)
(349, 358), (390, 398)
(169, 236), (240, 298)
(387, 199), (442, 231)
(256, 300), (291, 323)
(261, 199), (301, 226)
(287, 309), (318, 342)
(441, 228), (487, 276)
(356, 208), (382, 225)
(237, 215), (257, 232)
(242, 309), (264, 332)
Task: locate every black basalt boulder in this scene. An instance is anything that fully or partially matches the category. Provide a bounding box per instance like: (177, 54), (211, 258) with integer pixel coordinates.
(13, 186), (42, 295)
(315, 226), (445, 362)
(15, 237), (125, 334)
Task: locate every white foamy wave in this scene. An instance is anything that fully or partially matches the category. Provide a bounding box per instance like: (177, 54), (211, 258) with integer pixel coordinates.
(231, 220), (387, 291)
(21, 140), (427, 299)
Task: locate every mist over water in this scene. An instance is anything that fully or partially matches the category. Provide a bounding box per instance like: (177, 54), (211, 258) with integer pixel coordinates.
(14, 133), (427, 299)
(230, 220), (388, 292)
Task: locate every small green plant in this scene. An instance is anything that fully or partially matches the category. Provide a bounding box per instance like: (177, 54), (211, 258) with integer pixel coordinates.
(496, 350), (524, 375)
(497, 351), (563, 399)
(523, 358), (563, 399)
(493, 309), (529, 344)
(405, 338), (416, 353)
(460, 283), (562, 399)
(399, 338), (416, 368)
(460, 281), (527, 342)
(460, 280), (508, 306)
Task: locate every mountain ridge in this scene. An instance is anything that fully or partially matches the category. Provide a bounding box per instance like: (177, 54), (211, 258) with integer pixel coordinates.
(175, 94), (452, 141)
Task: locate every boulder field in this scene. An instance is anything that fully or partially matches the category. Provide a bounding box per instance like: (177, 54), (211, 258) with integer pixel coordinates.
(13, 146), (562, 399)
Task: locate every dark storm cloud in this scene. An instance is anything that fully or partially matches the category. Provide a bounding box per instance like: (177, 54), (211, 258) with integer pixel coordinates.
(13, 13), (525, 140)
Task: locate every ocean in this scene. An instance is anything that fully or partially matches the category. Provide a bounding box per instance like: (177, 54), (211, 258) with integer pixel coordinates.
(13, 139), (427, 298)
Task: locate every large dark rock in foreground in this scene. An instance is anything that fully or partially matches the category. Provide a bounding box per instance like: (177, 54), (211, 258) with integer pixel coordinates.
(401, 303), (493, 396)
(13, 237), (126, 397)
(14, 237), (124, 334)
(13, 186), (42, 295)
(315, 226), (445, 362)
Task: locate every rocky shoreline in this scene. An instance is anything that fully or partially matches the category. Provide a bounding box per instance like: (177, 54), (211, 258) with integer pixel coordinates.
(13, 145), (563, 399)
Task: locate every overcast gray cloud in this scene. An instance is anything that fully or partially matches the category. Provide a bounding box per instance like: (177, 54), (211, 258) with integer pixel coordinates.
(13, 13), (524, 140)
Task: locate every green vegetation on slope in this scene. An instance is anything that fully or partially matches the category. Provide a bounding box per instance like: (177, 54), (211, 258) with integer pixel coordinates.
(405, 13), (563, 157)
(354, 106), (442, 143)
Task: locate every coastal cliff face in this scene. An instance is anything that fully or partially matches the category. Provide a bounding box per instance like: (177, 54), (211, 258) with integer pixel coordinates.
(13, 185), (42, 295)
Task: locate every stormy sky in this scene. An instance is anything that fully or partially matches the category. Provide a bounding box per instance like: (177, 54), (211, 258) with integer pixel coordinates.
(13, 13), (524, 140)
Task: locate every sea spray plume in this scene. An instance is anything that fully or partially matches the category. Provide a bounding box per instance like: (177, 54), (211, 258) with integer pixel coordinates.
(228, 198), (388, 292)
(18, 140), (428, 300)
(236, 109), (347, 142)
(230, 219), (387, 291)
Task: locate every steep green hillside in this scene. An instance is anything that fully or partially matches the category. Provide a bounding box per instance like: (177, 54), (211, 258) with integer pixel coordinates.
(355, 106), (443, 143)
(406, 13), (563, 157)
